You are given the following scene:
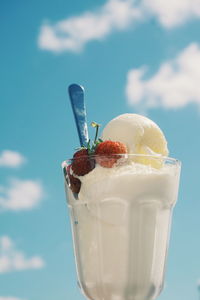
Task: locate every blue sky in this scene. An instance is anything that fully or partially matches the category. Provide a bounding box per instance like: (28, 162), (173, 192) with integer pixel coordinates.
(1, 0), (200, 299)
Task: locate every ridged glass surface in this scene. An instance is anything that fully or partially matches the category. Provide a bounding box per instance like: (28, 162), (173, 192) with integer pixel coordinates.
(63, 155), (181, 300)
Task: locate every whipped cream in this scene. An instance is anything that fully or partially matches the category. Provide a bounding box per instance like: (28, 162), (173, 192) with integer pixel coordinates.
(79, 162), (178, 208)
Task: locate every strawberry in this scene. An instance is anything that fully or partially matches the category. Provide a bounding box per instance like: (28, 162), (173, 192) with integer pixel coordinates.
(65, 164), (81, 194)
(66, 164), (71, 177)
(69, 174), (81, 194)
(95, 140), (127, 168)
(71, 148), (95, 176)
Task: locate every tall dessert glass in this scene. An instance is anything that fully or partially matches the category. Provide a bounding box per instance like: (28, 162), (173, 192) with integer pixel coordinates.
(62, 154), (181, 300)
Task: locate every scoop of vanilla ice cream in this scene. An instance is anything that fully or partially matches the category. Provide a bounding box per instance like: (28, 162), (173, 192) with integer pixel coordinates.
(102, 114), (168, 156)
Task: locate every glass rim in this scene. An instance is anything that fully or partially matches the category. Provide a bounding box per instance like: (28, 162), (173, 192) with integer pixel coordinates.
(62, 154), (181, 166)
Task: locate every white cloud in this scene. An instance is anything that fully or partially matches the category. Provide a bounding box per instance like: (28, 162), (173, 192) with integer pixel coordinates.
(38, 0), (141, 53)
(142, 0), (200, 28)
(0, 297), (25, 300)
(0, 178), (44, 212)
(126, 43), (200, 111)
(0, 236), (44, 273)
(37, 0), (200, 53)
(0, 151), (26, 168)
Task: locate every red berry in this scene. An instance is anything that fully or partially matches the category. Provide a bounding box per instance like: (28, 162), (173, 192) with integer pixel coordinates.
(69, 174), (81, 194)
(65, 165), (81, 194)
(66, 164), (71, 177)
(71, 149), (95, 176)
(95, 140), (127, 168)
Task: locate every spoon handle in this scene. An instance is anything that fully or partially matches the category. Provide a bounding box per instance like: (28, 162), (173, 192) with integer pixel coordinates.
(68, 84), (89, 147)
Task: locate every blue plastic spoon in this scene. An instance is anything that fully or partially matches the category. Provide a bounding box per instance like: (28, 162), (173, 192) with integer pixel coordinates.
(68, 84), (89, 147)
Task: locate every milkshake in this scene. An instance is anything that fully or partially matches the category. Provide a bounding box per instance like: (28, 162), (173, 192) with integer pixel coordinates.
(63, 114), (181, 300)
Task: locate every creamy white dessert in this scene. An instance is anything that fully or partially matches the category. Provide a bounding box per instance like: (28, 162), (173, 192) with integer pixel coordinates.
(65, 114), (181, 300)
(102, 113), (168, 156)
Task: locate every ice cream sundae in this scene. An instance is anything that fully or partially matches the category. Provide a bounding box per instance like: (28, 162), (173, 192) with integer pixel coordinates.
(62, 111), (181, 300)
